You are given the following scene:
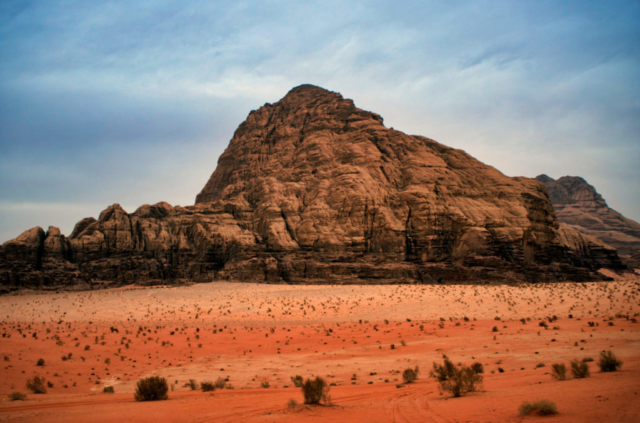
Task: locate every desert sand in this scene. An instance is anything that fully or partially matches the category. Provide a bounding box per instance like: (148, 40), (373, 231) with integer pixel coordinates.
(1, 274), (639, 422)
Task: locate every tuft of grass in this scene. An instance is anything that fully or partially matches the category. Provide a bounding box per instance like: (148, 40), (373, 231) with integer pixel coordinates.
(36, 358), (45, 367)
(261, 381), (270, 389)
(134, 376), (168, 401)
(551, 363), (567, 381)
(201, 381), (215, 392)
(519, 400), (558, 416)
(9, 392), (27, 401)
(185, 379), (199, 390)
(103, 386), (115, 394)
(597, 351), (622, 372)
(571, 360), (590, 379)
(26, 376), (47, 394)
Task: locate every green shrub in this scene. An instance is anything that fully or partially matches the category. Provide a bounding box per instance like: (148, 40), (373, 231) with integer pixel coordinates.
(214, 377), (226, 389)
(26, 376), (47, 394)
(287, 398), (298, 408)
(551, 363), (567, 381)
(291, 375), (303, 387)
(103, 386), (115, 394)
(597, 351), (622, 372)
(134, 376), (168, 401)
(429, 358), (482, 397)
(260, 381), (270, 388)
(302, 377), (330, 404)
(571, 360), (590, 378)
(201, 381), (215, 392)
(9, 392), (26, 401)
(185, 379), (199, 390)
(36, 358), (45, 366)
(402, 366), (419, 383)
(519, 400), (558, 416)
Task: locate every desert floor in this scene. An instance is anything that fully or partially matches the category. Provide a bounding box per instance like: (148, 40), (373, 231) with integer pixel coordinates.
(1, 273), (639, 422)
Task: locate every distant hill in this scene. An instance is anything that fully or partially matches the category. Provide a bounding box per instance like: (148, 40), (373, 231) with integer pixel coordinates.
(536, 174), (640, 267)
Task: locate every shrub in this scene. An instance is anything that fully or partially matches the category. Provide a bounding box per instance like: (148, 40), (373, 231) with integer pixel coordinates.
(185, 379), (199, 390)
(402, 366), (420, 383)
(134, 376), (168, 401)
(26, 376), (47, 394)
(551, 363), (567, 381)
(201, 381), (215, 392)
(535, 362), (545, 368)
(571, 360), (590, 378)
(287, 398), (298, 408)
(597, 351), (622, 372)
(103, 386), (115, 394)
(582, 357), (594, 363)
(36, 358), (45, 366)
(301, 377), (330, 405)
(290, 375), (303, 387)
(519, 400), (558, 416)
(470, 362), (484, 374)
(214, 377), (226, 389)
(9, 392), (26, 401)
(429, 358), (482, 397)
(261, 381), (270, 388)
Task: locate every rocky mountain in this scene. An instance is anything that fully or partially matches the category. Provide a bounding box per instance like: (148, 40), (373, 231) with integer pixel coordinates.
(536, 175), (640, 266)
(0, 85), (624, 290)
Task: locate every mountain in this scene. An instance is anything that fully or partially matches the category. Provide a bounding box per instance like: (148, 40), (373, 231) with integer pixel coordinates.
(0, 85), (624, 290)
(535, 175), (640, 266)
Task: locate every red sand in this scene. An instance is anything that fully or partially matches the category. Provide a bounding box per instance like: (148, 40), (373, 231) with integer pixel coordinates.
(1, 276), (639, 422)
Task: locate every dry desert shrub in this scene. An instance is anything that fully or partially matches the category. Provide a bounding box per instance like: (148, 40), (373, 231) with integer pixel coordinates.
(597, 351), (623, 372)
(134, 376), (168, 401)
(302, 377), (330, 405)
(551, 363), (567, 380)
(214, 377), (226, 389)
(571, 360), (590, 378)
(103, 386), (115, 394)
(26, 376), (46, 394)
(200, 381), (215, 392)
(519, 400), (558, 416)
(290, 375), (304, 387)
(185, 379), (199, 390)
(402, 366), (420, 383)
(430, 358), (482, 397)
(8, 392), (26, 401)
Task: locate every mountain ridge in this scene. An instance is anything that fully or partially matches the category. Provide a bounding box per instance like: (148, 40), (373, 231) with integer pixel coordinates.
(0, 85), (624, 289)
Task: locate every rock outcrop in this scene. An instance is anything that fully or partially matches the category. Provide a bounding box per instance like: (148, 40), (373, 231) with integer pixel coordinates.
(536, 175), (640, 265)
(0, 85), (625, 289)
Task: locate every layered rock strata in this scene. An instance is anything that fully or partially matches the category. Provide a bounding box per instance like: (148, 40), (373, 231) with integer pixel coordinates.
(536, 175), (640, 265)
(0, 85), (624, 289)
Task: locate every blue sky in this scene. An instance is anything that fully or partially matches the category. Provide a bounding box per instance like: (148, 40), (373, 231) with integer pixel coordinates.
(1, 0), (639, 242)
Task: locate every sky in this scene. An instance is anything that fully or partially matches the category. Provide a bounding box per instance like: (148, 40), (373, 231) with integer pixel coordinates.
(1, 0), (639, 243)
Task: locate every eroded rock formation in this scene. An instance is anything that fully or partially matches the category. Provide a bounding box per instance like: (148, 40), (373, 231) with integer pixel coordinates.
(536, 175), (640, 266)
(0, 85), (625, 289)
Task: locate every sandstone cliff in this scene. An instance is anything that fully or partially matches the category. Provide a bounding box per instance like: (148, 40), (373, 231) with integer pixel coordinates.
(0, 85), (624, 289)
(536, 175), (640, 265)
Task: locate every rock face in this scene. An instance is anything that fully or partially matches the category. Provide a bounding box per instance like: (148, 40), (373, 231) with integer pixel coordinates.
(0, 85), (625, 289)
(536, 175), (640, 265)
